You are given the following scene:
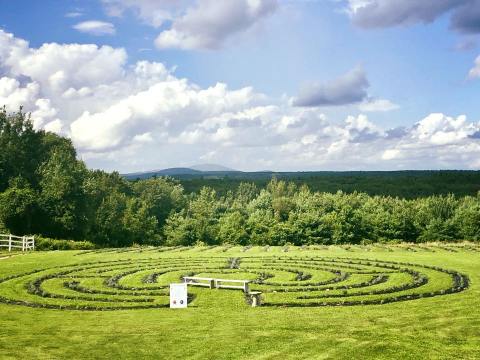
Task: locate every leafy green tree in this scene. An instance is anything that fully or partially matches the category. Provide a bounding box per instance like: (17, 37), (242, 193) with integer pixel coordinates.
(267, 178), (296, 221)
(0, 177), (37, 234)
(123, 198), (160, 245)
(187, 187), (221, 244)
(269, 221), (297, 246)
(132, 177), (185, 228)
(415, 195), (458, 242)
(454, 196), (480, 240)
(164, 211), (197, 246)
(218, 211), (249, 245)
(164, 187), (221, 245)
(362, 196), (418, 242)
(234, 182), (258, 207)
(38, 146), (88, 239)
(284, 188), (325, 245)
(0, 108), (43, 191)
(83, 170), (132, 242)
(246, 209), (276, 245)
(93, 191), (129, 247)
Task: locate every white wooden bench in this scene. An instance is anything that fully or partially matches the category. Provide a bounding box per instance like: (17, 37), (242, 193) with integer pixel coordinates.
(183, 276), (250, 293)
(215, 278), (250, 293)
(183, 276), (215, 289)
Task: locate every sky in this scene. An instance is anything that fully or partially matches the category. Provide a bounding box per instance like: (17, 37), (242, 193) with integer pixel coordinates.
(0, 0), (479, 172)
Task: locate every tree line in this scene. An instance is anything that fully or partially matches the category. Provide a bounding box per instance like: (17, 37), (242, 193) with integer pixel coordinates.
(175, 170), (480, 199)
(1, 109), (479, 247)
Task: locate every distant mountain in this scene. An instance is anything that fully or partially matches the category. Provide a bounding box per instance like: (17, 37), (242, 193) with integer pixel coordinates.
(190, 164), (238, 172)
(122, 164), (241, 180)
(123, 167), (203, 180)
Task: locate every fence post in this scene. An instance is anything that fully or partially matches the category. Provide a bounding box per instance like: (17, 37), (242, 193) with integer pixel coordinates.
(8, 234), (12, 252)
(32, 236), (35, 251)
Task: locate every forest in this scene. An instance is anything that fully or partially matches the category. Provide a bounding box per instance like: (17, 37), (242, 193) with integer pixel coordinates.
(174, 170), (480, 199)
(1, 109), (480, 248)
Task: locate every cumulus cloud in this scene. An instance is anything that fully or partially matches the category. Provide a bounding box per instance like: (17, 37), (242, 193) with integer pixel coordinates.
(380, 113), (480, 166)
(155, 0), (278, 50)
(346, 0), (459, 28)
(101, 0), (278, 50)
(71, 81), (259, 151)
(410, 113), (476, 145)
(346, 0), (480, 34)
(0, 32), (127, 96)
(0, 76), (62, 133)
(101, 0), (183, 27)
(1, 29), (480, 171)
(293, 67), (369, 107)
(30, 99), (60, 129)
(359, 98), (400, 112)
(0, 77), (39, 111)
(73, 21), (116, 36)
(450, 0), (480, 34)
(43, 119), (63, 134)
(469, 55), (480, 78)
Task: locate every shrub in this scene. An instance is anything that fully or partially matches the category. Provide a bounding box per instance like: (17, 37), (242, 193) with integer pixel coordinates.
(34, 236), (96, 251)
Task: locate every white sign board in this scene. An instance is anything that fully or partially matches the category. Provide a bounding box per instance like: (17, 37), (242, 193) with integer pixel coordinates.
(170, 283), (188, 308)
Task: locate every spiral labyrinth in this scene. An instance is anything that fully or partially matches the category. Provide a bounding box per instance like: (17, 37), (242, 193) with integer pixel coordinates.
(0, 256), (469, 310)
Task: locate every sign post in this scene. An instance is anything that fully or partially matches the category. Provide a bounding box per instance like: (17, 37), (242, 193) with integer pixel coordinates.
(170, 283), (188, 308)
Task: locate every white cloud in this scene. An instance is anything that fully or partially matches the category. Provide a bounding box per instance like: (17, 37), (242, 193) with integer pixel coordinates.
(70, 80), (260, 151)
(73, 21), (116, 36)
(1, 29), (480, 172)
(450, 0), (480, 34)
(4, 41), (127, 96)
(411, 113), (475, 145)
(71, 103), (133, 150)
(346, 0), (459, 28)
(31, 98), (58, 129)
(345, 0), (480, 34)
(293, 66), (369, 107)
(101, 0), (182, 27)
(155, 0), (278, 50)
(133, 132), (153, 143)
(359, 98), (400, 112)
(0, 76), (62, 131)
(44, 119), (63, 134)
(381, 149), (400, 160)
(469, 55), (480, 78)
(101, 0), (278, 50)
(380, 113), (480, 164)
(65, 12), (83, 18)
(0, 77), (39, 111)
(293, 68), (398, 111)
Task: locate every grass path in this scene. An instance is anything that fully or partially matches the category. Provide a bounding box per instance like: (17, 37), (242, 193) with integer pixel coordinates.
(0, 244), (478, 359)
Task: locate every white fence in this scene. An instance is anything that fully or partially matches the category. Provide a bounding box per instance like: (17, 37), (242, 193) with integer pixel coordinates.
(0, 234), (35, 252)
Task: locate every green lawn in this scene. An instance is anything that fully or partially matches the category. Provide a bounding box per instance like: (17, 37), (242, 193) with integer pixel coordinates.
(0, 244), (479, 359)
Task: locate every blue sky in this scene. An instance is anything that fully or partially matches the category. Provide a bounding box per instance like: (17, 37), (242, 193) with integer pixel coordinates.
(0, 0), (479, 171)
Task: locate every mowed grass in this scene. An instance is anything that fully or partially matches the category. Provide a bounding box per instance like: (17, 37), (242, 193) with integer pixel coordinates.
(0, 244), (479, 359)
